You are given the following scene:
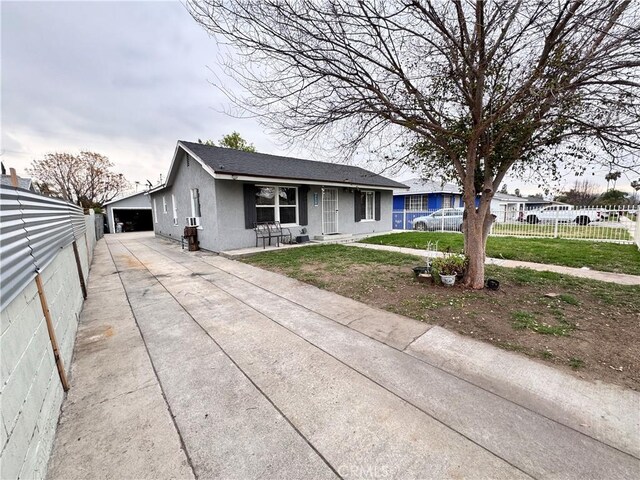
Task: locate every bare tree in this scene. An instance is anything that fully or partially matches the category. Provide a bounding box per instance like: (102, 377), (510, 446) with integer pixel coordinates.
(28, 151), (129, 208)
(189, 0), (640, 288)
(554, 179), (599, 205)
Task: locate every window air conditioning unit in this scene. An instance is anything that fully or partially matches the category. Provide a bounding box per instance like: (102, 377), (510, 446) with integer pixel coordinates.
(186, 217), (200, 227)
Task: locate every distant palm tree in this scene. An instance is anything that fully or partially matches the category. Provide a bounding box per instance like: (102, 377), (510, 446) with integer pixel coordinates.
(605, 171), (621, 191)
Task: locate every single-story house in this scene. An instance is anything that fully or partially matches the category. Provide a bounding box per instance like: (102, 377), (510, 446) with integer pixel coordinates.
(148, 141), (407, 252)
(490, 192), (530, 222)
(392, 177), (553, 228)
(1, 174), (36, 191)
(104, 191), (153, 233)
(392, 178), (464, 229)
(393, 178), (464, 210)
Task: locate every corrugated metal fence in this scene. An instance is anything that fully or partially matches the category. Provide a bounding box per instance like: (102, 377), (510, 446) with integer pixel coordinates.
(94, 213), (105, 241)
(0, 185), (87, 311)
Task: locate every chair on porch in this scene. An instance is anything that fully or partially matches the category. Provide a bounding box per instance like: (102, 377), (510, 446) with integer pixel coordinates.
(254, 222), (272, 248)
(271, 221), (293, 245)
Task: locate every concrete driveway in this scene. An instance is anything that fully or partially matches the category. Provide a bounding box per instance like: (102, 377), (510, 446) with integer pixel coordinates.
(47, 232), (639, 479)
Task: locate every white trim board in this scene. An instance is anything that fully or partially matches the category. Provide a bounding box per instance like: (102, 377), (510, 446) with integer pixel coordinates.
(213, 173), (399, 191)
(104, 190), (151, 206)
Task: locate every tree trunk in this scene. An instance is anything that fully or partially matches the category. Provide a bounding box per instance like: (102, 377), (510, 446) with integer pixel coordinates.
(462, 204), (496, 289)
(463, 210), (486, 289)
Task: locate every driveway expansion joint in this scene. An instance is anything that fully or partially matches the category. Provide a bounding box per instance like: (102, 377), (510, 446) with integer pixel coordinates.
(105, 242), (199, 480)
(141, 239), (634, 458)
(133, 237), (640, 471)
(50, 233), (638, 480)
(114, 240), (343, 480)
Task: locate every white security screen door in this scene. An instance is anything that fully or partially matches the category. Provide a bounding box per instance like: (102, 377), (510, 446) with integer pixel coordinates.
(322, 188), (338, 234)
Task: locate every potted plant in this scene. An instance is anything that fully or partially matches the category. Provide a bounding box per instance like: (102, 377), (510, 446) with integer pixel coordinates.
(413, 255), (433, 274)
(431, 254), (467, 287)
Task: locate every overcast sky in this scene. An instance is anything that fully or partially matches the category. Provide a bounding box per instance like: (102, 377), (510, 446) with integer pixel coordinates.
(1, 0), (287, 186)
(1, 1), (635, 195)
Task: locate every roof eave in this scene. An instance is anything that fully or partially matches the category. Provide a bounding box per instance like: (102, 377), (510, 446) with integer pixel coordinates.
(213, 172), (404, 190)
(103, 190), (150, 205)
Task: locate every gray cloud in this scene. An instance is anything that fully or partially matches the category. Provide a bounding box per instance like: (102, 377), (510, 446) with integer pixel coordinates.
(1, 1), (634, 195)
(1, 0), (282, 183)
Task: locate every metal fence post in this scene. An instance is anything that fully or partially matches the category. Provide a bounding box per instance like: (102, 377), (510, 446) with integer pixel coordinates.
(403, 209), (407, 230)
(636, 209), (640, 249)
(554, 207), (559, 238)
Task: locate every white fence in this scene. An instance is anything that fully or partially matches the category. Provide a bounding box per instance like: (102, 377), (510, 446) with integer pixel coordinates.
(392, 204), (638, 244)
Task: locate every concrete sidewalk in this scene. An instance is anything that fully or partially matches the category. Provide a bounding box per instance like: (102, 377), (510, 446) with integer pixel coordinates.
(47, 232), (639, 479)
(349, 242), (640, 285)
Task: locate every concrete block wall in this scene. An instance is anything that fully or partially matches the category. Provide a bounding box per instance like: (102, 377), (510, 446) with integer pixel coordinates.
(1, 223), (96, 479)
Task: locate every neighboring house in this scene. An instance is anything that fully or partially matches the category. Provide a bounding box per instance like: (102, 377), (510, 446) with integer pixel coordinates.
(393, 178), (464, 211)
(1, 174), (36, 191)
(490, 192), (530, 222)
(392, 178), (464, 229)
(392, 177), (553, 228)
(103, 191), (153, 233)
(148, 141), (407, 252)
(490, 193), (555, 222)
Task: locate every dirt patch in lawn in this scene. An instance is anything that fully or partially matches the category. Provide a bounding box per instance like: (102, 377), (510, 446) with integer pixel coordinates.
(250, 255), (640, 390)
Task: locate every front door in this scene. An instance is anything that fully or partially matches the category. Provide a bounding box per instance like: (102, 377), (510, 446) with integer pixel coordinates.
(322, 188), (338, 234)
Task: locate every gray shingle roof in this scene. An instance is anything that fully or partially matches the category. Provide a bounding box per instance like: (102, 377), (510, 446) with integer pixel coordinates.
(393, 177), (461, 195)
(180, 141), (407, 189)
(1, 175), (33, 191)
(492, 192), (527, 202)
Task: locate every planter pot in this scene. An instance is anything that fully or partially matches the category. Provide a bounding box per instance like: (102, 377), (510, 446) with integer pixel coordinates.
(440, 273), (456, 286)
(417, 273), (431, 283)
(413, 266), (431, 277)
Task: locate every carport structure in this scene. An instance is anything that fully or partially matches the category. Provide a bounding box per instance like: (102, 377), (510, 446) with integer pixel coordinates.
(46, 232), (639, 479)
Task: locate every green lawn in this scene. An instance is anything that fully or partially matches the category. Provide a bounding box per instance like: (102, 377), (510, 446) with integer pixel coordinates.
(490, 223), (631, 240)
(362, 232), (640, 275)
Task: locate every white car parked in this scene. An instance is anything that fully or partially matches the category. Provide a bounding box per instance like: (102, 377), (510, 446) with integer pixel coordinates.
(521, 205), (603, 225)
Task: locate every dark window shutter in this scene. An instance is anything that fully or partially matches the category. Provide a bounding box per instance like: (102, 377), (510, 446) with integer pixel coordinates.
(243, 184), (257, 229)
(354, 191), (362, 222)
(375, 191), (381, 221)
(299, 186), (309, 226)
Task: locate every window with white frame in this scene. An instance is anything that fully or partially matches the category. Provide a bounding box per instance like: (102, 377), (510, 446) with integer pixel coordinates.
(442, 195), (454, 208)
(406, 195), (428, 211)
(190, 188), (201, 218)
(162, 196), (168, 214)
(153, 198), (158, 223)
(255, 186), (298, 224)
(171, 194), (178, 226)
(360, 191), (375, 220)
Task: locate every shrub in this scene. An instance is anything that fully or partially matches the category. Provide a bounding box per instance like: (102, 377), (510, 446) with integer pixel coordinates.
(431, 253), (468, 276)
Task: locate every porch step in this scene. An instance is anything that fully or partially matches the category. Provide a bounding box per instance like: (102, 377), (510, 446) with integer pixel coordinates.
(313, 233), (355, 243)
